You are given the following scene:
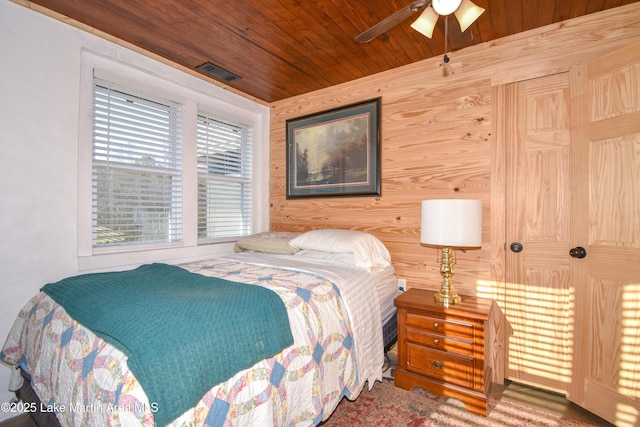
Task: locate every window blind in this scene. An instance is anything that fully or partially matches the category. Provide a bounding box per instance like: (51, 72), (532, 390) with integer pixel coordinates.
(196, 114), (252, 240)
(92, 79), (183, 247)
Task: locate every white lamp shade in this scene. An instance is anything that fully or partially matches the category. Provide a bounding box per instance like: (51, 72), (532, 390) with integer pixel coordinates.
(454, 0), (485, 32)
(410, 6), (438, 38)
(421, 199), (483, 247)
(431, 0), (463, 16)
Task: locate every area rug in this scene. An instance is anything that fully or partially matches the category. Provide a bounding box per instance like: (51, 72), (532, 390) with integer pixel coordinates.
(320, 380), (599, 427)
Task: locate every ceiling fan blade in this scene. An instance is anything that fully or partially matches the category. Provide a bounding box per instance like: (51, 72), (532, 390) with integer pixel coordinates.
(439, 17), (473, 51)
(355, 0), (427, 43)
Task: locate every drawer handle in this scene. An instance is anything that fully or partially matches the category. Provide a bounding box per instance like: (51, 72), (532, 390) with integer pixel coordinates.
(433, 338), (440, 345)
(429, 360), (445, 369)
(433, 322), (439, 329)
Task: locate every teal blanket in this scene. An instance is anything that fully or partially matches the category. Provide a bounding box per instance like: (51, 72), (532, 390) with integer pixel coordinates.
(41, 263), (293, 427)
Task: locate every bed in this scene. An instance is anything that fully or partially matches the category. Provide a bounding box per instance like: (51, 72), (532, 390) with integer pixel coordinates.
(1, 229), (399, 427)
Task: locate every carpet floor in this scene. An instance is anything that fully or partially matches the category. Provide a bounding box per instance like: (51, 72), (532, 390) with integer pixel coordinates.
(319, 379), (610, 427)
(0, 381), (615, 427)
(0, 348), (615, 427)
(319, 346), (614, 427)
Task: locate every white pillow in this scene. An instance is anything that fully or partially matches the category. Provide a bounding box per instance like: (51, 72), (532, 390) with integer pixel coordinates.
(290, 229), (391, 271)
(294, 249), (356, 265)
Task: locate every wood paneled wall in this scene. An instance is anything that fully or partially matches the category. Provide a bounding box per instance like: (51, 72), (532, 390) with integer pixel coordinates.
(270, 3), (640, 298)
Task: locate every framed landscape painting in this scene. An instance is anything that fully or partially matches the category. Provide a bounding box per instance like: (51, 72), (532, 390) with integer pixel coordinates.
(286, 98), (381, 199)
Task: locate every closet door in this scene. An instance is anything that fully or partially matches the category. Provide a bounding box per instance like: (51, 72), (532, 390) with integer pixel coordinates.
(505, 42), (640, 425)
(567, 41), (640, 427)
(505, 72), (574, 393)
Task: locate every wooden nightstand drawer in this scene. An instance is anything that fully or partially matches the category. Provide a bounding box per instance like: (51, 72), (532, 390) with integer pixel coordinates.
(406, 342), (475, 388)
(405, 327), (474, 356)
(394, 288), (494, 416)
(405, 312), (474, 339)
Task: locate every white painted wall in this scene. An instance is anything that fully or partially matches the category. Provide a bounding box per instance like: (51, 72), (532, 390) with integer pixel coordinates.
(0, 1), (269, 420)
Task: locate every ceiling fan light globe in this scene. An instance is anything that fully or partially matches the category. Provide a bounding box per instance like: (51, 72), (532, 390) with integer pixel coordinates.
(454, 0), (485, 32)
(410, 6), (438, 38)
(432, 0), (462, 16)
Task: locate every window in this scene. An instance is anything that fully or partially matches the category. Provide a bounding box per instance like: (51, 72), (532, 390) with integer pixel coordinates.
(79, 51), (266, 268)
(92, 79), (183, 248)
(196, 114), (253, 240)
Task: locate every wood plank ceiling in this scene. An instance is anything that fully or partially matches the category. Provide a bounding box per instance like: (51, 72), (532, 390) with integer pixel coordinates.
(24, 0), (640, 103)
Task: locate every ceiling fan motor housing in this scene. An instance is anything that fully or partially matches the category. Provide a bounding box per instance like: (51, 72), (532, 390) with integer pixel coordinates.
(432, 0), (463, 16)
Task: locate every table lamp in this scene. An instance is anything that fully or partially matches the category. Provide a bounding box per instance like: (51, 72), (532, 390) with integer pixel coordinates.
(420, 199), (483, 305)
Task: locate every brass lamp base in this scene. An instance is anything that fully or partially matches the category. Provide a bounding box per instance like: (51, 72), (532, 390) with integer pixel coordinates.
(434, 247), (461, 306)
(434, 285), (461, 305)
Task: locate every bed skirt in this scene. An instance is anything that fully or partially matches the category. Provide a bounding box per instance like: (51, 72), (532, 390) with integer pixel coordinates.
(382, 311), (398, 352)
(14, 369), (61, 427)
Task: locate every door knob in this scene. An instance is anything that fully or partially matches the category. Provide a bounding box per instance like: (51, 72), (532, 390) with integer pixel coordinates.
(510, 242), (523, 253)
(569, 246), (587, 258)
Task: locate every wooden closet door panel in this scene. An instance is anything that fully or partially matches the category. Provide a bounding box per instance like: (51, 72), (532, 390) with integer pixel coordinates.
(505, 72), (574, 393)
(568, 41), (640, 427)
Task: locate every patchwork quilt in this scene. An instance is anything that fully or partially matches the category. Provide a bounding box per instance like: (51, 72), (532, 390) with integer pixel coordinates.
(1, 253), (384, 426)
(39, 263), (294, 427)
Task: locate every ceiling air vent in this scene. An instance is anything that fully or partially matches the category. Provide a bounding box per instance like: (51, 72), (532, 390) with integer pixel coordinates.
(196, 62), (241, 82)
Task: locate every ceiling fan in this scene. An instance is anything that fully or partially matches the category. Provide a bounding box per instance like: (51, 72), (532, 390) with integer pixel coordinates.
(355, 0), (485, 62)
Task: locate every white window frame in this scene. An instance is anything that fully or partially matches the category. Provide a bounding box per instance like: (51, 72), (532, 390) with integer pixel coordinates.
(92, 78), (185, 248)
(77, 50), (269, 272)
(196, 112), (254, 242)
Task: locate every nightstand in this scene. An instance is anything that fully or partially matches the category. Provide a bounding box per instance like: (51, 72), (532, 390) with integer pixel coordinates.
(394, 288), (493, 416)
